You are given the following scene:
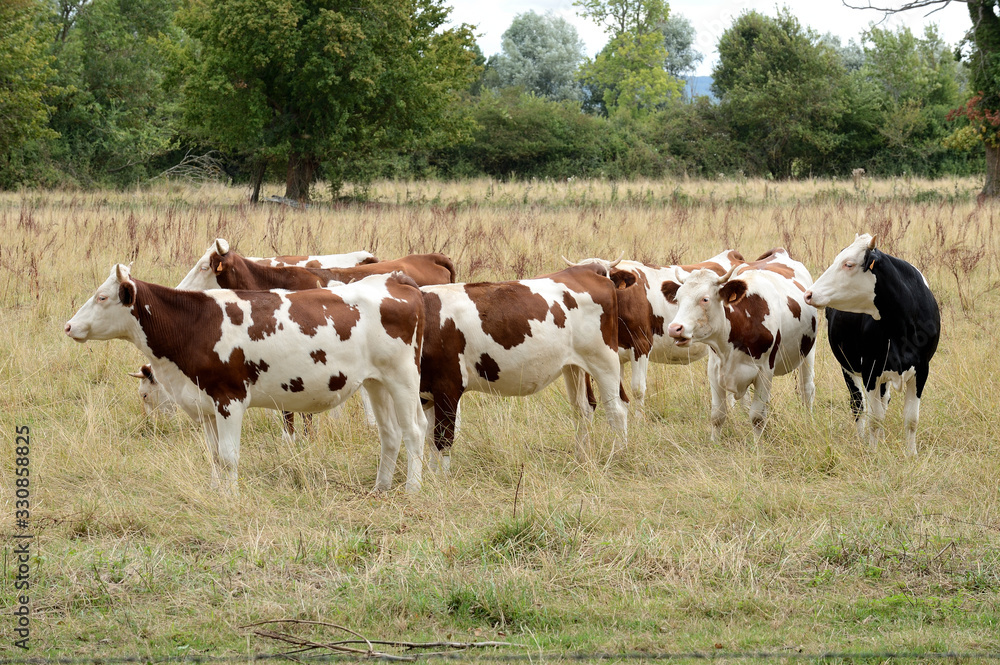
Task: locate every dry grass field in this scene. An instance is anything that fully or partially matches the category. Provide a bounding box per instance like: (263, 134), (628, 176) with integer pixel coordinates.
(2, 176), (999, 659)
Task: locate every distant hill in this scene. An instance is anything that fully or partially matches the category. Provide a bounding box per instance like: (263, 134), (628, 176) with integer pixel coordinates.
(682, 76), (716, 101)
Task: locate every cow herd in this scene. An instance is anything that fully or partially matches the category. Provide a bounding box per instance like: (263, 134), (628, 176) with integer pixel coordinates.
(64, 233), (940, 494)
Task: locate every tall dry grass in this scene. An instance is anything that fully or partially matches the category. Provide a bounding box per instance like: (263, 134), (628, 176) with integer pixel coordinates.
(1, 177), (999, 657)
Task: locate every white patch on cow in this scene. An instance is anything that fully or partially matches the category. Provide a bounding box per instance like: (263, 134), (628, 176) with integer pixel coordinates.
(805, 234), (880, 319)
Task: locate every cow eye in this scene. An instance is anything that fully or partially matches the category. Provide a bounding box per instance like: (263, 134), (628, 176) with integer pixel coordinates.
(200, 264), (209, 271)
(844, 261), (855, 269)
(97, 295), (108, 302)
(701, 296), (710, 303)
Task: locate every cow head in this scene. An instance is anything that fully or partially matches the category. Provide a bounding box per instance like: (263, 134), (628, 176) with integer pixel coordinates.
(804, 234), (880, 319)
(666, 266), (743, 346)
(64, 264), (139, 342)
(128, 364), (175, 416)
(176, 238), (231, 290)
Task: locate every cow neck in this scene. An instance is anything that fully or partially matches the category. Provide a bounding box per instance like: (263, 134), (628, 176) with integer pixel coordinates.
(129, 279), (222, 358)
(866, 250), (920, 327)
(229, 254), (299, 290)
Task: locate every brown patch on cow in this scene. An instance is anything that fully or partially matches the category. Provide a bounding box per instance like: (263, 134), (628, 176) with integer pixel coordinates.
(243, 291), (282, 341)
(475, 353), (501, 382)
(661, 280), (680, 304)
(310, 349), (327, 365)
(420, 291), (468, 452)
(283, 411), (295, 434)
(464, 282), (549, 349)
(681, 260), (725, 276)
(128, 281), (251, 417)
(328, 372), (348, 391)
(225, 302), (244, 326)
(305, 260), (322, 268)
(754, 248), (784, 262)
(307, 253), (455, 287)
(379, 275), (423, 347)
(800, 333), (815, 357)
(811, 315), (817, 332)
(543, 264), (619, 351)
(727, 250), (745, 264)
(736, 249), (798, 280)
(792, 280), (806, 292)
(282, 377), (305, 393)
(286, 289), (359, 339)
(616, 278), (654, 358)
(724, 293), (774, 359)
(787, 296), (801, 319)
(273, 255), (308, 264)
(550, 301), (566, 328)
(245, 359), (269, 382)
(562, 291), (578, 310)
(768, 329), (782, 370)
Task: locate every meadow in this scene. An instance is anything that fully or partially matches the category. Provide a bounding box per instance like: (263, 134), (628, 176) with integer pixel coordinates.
(1, 176), (999, 660)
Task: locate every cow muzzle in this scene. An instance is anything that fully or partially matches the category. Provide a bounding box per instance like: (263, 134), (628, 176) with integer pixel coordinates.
(64, 321), (87, 342)
(667, 322), (691, 346)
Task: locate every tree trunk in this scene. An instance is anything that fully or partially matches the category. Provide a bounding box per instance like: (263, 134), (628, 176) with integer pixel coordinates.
(983, 143), (1000, 200)
(284, 152), (318, 202)
(249, 159), (266, 204)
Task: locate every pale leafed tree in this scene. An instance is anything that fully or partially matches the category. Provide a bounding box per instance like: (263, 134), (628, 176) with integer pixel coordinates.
(489, 11), (586, 101)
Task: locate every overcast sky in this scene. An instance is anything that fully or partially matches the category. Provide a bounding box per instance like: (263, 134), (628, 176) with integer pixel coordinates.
(445, 0), (972, 77)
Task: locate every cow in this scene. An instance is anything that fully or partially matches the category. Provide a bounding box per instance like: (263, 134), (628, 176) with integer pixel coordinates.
(132, 244), (379, 433)
(667, 248), (818, 438)
(172, 239), (455, 434)
(177, 238), (454, 291)
(803, 234), (940, 456)
(568, 250), (745, 415)
(66, 266), (428, 493)
(419, 263), (629, 476)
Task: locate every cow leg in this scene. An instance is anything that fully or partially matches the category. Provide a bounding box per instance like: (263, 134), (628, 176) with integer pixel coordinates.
(589, 360), (629, 454)
(797, 348), (816, 412)
(360, 386), (378, 428)
(214, 406), (245, 496)
(708, 354), (728, 440)
(865, 383), (887, 450)
(563, 366), (594, 461)
(749, 374), (773, 438)
(629, 354), (649, 419)
(302, 413), (313, 438)
(201, 417), (222, 490)
(384, 379), (428, 494)
(364, 381), (403, 492)
(281, 411), (296, 445)
(431, 390), (462, 475)
(902, 375), (920, 457)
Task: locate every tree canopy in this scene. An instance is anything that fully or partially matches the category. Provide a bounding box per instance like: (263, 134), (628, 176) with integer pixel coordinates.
(487, 11), (585, 101)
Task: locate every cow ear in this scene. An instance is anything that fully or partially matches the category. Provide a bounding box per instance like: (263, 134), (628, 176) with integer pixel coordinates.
(215, 238), (230, 256)
(610, 269), (636, 289)
(661, 280), (680, 304)
(719, 279), (748, 305)
(141, 364), (153, 380)
(863, 250), (878, 272)
(211, 253), (226, 274)
(119, 281), (136, 306)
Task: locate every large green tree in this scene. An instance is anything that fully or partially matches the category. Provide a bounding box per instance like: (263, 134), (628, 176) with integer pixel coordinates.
(47, 0), (180, 186)
(713, 9), (847, 177)
(487, 11), (585, 101)
(176, 0), (479, 201)
(576, 0), (682, 116)
(845, 0), (1000, 196)
(0, 0), (57, 187)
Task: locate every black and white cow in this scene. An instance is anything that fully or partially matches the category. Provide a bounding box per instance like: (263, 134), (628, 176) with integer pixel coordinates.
(804, 234), (940, 456)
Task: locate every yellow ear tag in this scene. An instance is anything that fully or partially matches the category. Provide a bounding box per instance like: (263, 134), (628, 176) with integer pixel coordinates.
(869, 260), (875, 270)
(215, 264), (224, 273)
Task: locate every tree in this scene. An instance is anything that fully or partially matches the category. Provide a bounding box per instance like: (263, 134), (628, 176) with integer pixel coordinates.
(46, 0), (180, 186)
(844, 0), (1000, 197)
(659, 13), (702, 78)
(576, 0), (682, 116)
(0, 0), (58, 187)
(487, 11), (585, 101)
(176, 0), (479, 202)
(712, 9), (848, 177)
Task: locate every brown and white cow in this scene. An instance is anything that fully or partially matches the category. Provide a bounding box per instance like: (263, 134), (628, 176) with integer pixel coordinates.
(419, 263), (628, 474)
(667, 249), (817, 438)
(177, 238), (454, 291)
(67, 266), (428, 493)
(133, 243), (379, 432)
(570, 250), (745, 414)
